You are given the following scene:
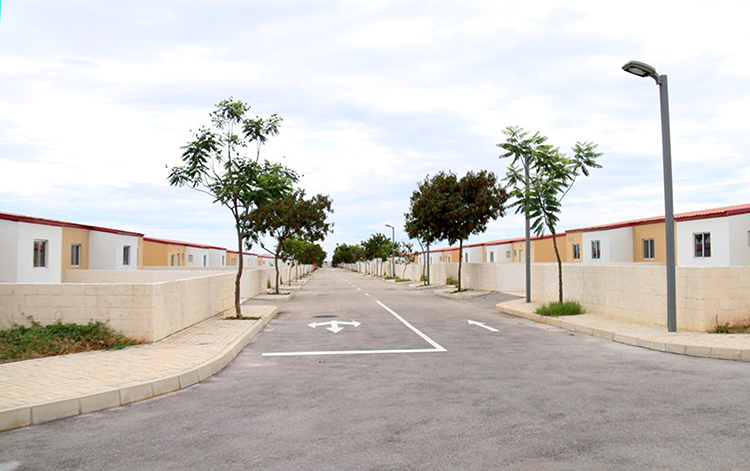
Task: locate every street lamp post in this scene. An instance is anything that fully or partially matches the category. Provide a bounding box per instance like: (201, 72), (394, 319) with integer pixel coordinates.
(385, 224), (395, 278)
(622, 60), (677, 332)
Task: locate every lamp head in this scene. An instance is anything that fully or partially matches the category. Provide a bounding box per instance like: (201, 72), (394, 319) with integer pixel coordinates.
(622, 60), (660, 83)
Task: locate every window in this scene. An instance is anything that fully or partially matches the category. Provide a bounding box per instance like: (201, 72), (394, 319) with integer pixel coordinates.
(123, 246), (131, 266)
(643, 238), (655, 260)
(221, 255), (225, 266)
(188, 254), (193, 263)
(71, 244), (81, 267)
(170, 254), (175, 267)
(591, 240), (601, 260)
(572, 243), (580, 260)
(465, 253), (469, 263)
(33, 240), (47, 267)
(694, 232), (711, 258)
(489, 252), (495, 263)
(506, 251), (511, 259)
(203, 255), (207, 267)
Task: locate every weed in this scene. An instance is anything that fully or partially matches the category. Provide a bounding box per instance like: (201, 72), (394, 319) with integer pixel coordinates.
(0, 318), (142, 363)
(710, 314), (750, 334)
(535, 300), (585, 317)
(446, 276), (458, 287)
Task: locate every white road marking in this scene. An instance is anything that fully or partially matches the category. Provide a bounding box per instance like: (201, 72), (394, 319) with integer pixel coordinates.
(0, 462), (20, 471)
(364, 293), (370, 297)
(468, 319), (499, 332)
(263, 301), (446, 357)
(308, 320), (361, 333)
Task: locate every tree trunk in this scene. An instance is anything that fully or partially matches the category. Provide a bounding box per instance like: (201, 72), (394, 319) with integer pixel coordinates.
(426, 243), (430, 286)
(234, 224), (244, 318)
(274, 254), (281, 294)
(458, 240), (464, 292)
(552, 232), (563, 303)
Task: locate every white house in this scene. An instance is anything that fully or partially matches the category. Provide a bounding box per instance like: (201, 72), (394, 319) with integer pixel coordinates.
(581, 226), (634, 264)
(676, 206), (750, 267)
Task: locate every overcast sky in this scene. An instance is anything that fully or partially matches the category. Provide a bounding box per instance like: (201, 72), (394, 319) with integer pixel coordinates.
(1, 0), (749, 258)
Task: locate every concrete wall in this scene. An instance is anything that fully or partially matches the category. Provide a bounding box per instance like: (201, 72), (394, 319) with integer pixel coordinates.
(17, 222), (63, 283)
(0, 267), (283, 342)
(677, 217), (729, 267)
(583, 226), (633, 264)
(728, 213), (750, 266)
(185, 246), (210, 268)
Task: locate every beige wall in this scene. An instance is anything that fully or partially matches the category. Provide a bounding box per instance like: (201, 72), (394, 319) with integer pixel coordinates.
(565, 232), (583, 263)
(1, 267), (281, 342)
(533, 235), (567, 263)
(143, 240), (168, 267)
(511, 241), (526, 263)
(61, 227), (89, 270)
(633, 222), (669, 263)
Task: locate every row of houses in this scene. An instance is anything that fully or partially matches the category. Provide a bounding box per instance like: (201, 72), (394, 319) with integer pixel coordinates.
(0, 212), (275, 283)
(417, 203), (750, 268)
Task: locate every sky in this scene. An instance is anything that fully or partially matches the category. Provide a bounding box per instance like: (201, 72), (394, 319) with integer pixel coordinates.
(1, 0), (749, 259)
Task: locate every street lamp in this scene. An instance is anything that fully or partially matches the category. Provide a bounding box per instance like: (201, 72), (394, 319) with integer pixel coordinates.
(385, 224), (395, 278)
(622, 60), (677, 332)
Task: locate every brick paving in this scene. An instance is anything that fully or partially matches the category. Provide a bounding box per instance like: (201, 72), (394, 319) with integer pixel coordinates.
(0, 305), (276, 417)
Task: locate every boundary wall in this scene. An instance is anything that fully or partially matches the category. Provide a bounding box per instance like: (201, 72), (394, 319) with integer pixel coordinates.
(345, 261), (750, 332)
(0, 266), (312, 342)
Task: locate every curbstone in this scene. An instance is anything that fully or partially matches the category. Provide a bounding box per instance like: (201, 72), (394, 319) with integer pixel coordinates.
(79, 391), (120, 414)
(685, 345), (712, 358)
(31, 399), (80, 425)
(710, 347), (741, 361)
(119, 384), (154, 405)
(151, 377), (181, 397)
(0, 407), (31, 431)
(664, 343), (686, 355)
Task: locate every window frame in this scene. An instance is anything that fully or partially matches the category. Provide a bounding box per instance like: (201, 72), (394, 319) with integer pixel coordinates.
(572, 243), (580, 260)
(123, 245), (131, 266)
(591, 240), (601, 260)
(33, 239), (48, 268)
(643, 238), (655, 260)
(71, 244), (81, 267)
(694, 232), (711, 258)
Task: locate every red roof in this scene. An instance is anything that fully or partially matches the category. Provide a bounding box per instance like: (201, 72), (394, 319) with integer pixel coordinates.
(571, 203), (750, 233)
(143, 237), (226, 251)
(0, 211), (144, 237)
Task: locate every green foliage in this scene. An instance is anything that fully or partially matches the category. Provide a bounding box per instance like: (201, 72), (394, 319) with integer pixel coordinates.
(245, 190), (333, 293)
(710, 315), (750, 334)
(535, 300), (585, 317)
(446, 276), (458, 287)
(405, 170), (508, 291)
(498, 125), (602, 302)
(0, 318), (141, 363)
(282, 238), (327, 266)
(331, 243), (364, 266)
(169, 97), (298, 317)
(361, 233), (392, 262)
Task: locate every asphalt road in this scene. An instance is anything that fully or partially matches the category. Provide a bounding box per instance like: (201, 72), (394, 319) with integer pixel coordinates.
(2, 267), (750, 470)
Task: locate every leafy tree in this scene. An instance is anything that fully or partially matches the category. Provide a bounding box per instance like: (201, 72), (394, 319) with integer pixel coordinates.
(245, 190), (333, 293)
(498, 126), (602, 303)
(407, 171), (508, 291)
(282, 238), (326, 267)
(393, 241), (415, 278)
(361, 233), (393, 276)
(406, 178), (445, 285)
(243, 114), (282, 162)
(169, 98), (297, 317)
(332, 243), (363, 266)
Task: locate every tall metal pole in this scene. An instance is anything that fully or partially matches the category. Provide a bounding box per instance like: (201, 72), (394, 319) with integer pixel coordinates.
(385, 224), (395, 278)
(525, 161), (531, 303)
(659, 74), (677, 332)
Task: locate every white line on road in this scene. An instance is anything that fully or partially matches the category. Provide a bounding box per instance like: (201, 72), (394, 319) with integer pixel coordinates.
(262, 300), (446, 357)
(364, 293), (370, 297)
(467, 319), (499, 332)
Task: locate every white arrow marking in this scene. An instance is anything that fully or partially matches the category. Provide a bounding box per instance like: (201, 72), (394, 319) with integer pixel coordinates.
(468, 319), (499, 332)
(308, 320), (361, 334)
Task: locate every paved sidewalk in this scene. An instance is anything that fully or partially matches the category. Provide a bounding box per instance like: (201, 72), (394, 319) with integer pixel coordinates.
(0, 304), (278, 432)
(497, 298), (750, 362)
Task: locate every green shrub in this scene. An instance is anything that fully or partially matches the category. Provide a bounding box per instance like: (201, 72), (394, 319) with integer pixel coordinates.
(446, 276), (458, 287)
(0, 318), (142, 363)
(535, 300), (585, 317)
(420, 274), (428, 282)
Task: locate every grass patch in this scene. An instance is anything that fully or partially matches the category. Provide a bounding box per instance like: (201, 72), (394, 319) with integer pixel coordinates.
(711, 316), (750, 334)
(0, 318), (142, 364)
(535, 300), (585, 317)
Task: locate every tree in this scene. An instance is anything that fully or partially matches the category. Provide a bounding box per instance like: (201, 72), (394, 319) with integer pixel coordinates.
(282, 238), (327, 268)
(169, 98), (297, 317)
(361, 233), (392, 277)
(405, 177), (445, 285)
(498, 126), (602, 303)
(245, 190), (333, 293)
(393, 241), (415, 279)
(407, 171), (508, 291)
(332, 243), (363, 267)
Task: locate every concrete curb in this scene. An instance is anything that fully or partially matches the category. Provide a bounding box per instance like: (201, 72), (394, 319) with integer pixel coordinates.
(497, 304), (750, 363)
(0, 307), (279, 433)
(436, 289), (492, 300)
